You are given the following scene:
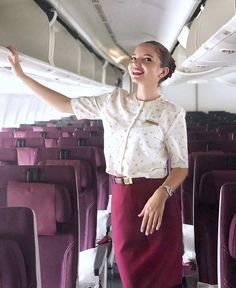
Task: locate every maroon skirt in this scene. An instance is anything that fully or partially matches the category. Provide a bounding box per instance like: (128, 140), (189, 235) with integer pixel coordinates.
(111, 178), (183, 288)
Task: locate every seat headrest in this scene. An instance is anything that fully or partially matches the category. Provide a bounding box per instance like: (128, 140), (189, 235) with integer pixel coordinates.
(7, 182), (71, 235)
(41, 159), (93, 188)
(0, 239), (27, 288)
(229, 213), (236, 260)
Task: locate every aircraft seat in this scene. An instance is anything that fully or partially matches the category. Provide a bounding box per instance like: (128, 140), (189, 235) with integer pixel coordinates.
(0, 165), (79, 288)
(0, 147), (17, 165)
(195, 170), (236, 284)
(0, 207), (41, 288)
(218, 183), (236, 288)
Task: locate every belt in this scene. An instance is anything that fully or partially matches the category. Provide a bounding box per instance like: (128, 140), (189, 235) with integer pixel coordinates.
(112, 176), (147, 185)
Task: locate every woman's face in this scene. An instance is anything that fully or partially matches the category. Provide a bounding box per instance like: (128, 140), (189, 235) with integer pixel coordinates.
(128, 43), (168, 86)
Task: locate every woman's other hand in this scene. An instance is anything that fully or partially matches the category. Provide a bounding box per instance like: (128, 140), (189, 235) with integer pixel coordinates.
(138, 187), (169, 235)
(7, 46), (26, 79)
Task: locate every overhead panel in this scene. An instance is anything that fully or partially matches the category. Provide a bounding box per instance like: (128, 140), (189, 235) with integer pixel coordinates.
(105, 64), (116, 86)
(94, 58), (103, 83)
(186, 16), (201, 57)
(172, 44), (187, 70)
(78, 42), (95, 80)
(186, 0), (236, 56)
(0, 0), (50, 62)
(52, 21), (79, 74)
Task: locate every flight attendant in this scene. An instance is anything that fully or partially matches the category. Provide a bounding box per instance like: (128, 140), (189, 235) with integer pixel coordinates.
(8, 41), (188, 288)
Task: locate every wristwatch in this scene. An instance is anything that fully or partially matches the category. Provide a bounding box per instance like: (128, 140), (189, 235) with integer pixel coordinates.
(161, 185), (174, 197)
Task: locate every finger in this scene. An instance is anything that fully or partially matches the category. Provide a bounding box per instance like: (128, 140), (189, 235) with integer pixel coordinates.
(156, 214), (163, 230)
(8, 56), (14, 65)
(145, 213), (155, 235)
(138, 208), (145, 217)
(7, 45), (16, 54)
(140, 213), (149, 233)
(150, 215), (158, 234)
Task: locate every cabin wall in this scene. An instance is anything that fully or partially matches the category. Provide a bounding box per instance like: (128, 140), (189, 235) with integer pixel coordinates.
(0, 93), (66, 127)
(163, 79), (236, 113)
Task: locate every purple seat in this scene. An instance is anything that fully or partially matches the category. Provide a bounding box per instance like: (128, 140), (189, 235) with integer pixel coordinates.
(72, 130), (92, 138)
(193, 153), (236, 206)
(218, 183), (236, 288)
(0, 127), (16, 132)
(32, 126), (60, 132)
(195, 170), (236, 284)
(187, 140), (208, 154)
(0, 207), (40, 288)
(0, 148), (17, 165)
(38, 158), (97, 251)
(0, 131), (14, 138)
(0, 137), (45, 148)
(0, 165), (79, 288)
(17, 146), (99, 249)
(0, 137), (17, 148)
(17, 138), (45, 147)
(58, 135), (104, 147)
(17, 146), (109, 210)
(208, 140), (236, 153)
(181, 151), (225, 225)
(14, 130), (62, 139)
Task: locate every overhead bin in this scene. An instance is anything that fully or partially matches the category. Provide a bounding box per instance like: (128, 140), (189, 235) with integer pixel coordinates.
(78, 42), (96, 80)
(172, 44), (187, 70)
(105, 64), (117, 86)
(186, 0), (236, 56)
(94, 57), (103, 83)
(0, 0), (50, 63)
(51, 21), (79, 74)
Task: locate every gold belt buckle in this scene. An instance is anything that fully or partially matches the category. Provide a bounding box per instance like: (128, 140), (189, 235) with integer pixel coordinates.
(123, 177), (133, 185)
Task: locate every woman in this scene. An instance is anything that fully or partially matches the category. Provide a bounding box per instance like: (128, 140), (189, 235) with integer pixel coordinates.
(8, 41), (188, 288)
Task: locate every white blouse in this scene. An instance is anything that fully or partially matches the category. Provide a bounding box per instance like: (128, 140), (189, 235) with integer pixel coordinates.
(71, 88), (188, 178)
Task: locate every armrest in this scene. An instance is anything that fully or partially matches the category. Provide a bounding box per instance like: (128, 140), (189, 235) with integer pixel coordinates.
(94, 244), (108, 276)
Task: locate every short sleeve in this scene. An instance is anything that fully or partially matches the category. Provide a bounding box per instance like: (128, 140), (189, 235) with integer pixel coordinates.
(165, 109), (188, 168)
(71, 92), (111, 120)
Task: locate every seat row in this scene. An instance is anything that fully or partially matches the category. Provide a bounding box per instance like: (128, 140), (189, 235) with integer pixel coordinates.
(0, 162), (111, 288)
(181, 151), (236, 287)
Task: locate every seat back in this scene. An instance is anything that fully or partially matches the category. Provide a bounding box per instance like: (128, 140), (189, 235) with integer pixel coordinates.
(39, 158), (97, 251)
(0, 165), (79, 288)
(181, 151), (224, 225)
(193, 153), (236, 204)
(0, 147), (17, 165)
(17, 146), (109, 210)
(218, 183), (236, 288)
(187, 140), (208, 154)
(0, 207), (41, 288)
(58, 135), (104, 147)
(195, 170), (236, 284)
(208, 140), (236, 153)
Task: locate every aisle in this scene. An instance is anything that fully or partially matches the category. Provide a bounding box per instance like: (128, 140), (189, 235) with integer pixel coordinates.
(107, 264), (122, 288)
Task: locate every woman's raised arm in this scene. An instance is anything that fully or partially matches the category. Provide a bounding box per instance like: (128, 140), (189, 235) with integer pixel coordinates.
(7, 46), (73, 114)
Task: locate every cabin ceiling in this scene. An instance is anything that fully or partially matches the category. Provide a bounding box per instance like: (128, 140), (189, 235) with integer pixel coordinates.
(45, 0), (236, 85)
(45, 0), (201, 67)
(97, 0), (198, 53)
(1, 0), (236, 88)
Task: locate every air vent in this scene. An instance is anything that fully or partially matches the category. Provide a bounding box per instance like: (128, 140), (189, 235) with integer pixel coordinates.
(220, 49), (236, 54)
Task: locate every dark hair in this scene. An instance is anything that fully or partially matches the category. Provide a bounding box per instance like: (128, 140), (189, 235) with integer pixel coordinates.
(143, 41), (176, 84)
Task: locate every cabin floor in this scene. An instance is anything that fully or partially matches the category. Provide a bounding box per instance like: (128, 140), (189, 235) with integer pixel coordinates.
(107, 264), (122, 288)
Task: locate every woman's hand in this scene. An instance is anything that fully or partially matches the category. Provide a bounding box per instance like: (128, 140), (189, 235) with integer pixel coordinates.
(138, 187), (169, 235)
(7, 46), (26, 79)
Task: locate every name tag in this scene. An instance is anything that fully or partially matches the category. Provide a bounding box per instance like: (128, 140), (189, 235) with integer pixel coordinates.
(145, 119), (159, 126)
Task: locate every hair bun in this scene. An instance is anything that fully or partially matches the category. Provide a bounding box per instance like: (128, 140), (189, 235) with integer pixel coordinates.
(168, 60), (176, 78)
